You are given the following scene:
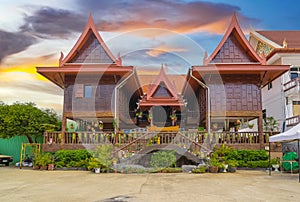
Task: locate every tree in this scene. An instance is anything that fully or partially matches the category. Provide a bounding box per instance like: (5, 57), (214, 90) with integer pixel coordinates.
(0, 102), (61, 143)
(264, 116), (279, 132)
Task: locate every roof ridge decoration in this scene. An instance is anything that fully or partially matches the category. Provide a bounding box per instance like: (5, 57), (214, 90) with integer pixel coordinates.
(60, 12), (121, 66)
(146, 66), (178, 100)
(205, 13), (265, 65)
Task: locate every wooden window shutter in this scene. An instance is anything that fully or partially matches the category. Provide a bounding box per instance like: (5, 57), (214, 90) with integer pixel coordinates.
(74, 84), (84, 98)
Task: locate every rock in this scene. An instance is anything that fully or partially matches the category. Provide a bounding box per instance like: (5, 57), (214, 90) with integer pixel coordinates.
(182, 165), (196, 173)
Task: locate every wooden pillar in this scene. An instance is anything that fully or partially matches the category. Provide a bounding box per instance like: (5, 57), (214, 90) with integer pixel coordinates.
(61, 115), (67, 145)
(258, 114), (264, 149)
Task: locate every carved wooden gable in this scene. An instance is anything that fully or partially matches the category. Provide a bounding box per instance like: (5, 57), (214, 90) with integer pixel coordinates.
(69, 32), (113, 64)
(152, 82), (173, 98)
(212, 32), (256, 63)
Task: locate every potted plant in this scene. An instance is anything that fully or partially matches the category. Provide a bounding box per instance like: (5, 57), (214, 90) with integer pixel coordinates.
(248, 123), (254, 129)
(271, 157), (280, 172)
(99, 121), (104, 130)
(39, 153), (53, 170)
(136, 111), (143, 118)
(209, 157), (219, 173)
(33, 154), (42, 170)
(227, 160), (238, 172)
(170, 114), (177, 126)
(88, 157), (101, 173)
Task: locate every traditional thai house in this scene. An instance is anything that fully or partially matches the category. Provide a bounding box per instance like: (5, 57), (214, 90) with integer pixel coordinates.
(38, 13), (289, 153)
(183, 14), (289, 149)
(37, 14), (142, 148)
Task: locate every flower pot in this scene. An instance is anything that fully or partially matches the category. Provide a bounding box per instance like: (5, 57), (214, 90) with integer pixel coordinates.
(48, 164), (54, 171)
(209, 166), (218, 173)
(228, 167), (237, 173)
(33, 165), (40, 170)
(94, 168), (101, 173)
(40, 165), (48, 170)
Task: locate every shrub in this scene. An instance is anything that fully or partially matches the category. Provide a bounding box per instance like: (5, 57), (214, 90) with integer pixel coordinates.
(246, 160), (269, 168)
(192, 166), (207, 173)
(150, 151), (176, 168)
(91, 145), (113, 171)
(54, 150), (92, 168)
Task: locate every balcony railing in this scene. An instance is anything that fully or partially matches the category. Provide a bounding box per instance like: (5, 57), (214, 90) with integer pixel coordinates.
(283, 77), (300, 95)
(44, 131), (273, 147)
(286, 115), (300, 127)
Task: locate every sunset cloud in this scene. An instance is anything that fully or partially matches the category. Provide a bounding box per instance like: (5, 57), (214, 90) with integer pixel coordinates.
(77, 0), (258, 35)
(0, 30), (36, 63)
(20, 7), (86, 39)
(146, 45), (187, 57)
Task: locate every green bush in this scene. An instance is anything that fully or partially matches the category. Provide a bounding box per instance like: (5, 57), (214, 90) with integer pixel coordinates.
(192, 166), (207, 173)
(54, 150), (92, 168)
(91, 145), (113, 170)
(211, 147), (270, 169)
(246, 160), (269, 168)
(150, 151), (176, 168)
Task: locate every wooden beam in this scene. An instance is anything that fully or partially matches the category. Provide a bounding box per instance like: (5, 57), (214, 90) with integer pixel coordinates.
(210, 110), (262, 117)
(64, 111), (114, 118)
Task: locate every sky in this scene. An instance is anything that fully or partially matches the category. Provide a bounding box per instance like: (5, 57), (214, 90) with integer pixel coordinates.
(0, 0), (300, 115)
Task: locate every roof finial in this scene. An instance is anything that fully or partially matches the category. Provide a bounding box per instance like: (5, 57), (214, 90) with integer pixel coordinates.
(283, 38), (288, 48)
(59, 52), (64, 66)
(116, 52), (122, 66)
(203, 51), (208, 65)
(232, 12), (238, 23)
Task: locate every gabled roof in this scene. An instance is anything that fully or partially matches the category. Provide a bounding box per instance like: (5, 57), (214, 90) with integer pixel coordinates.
(60, 13), (120, 66)
(205, 13), (264, 65)
(146, 67), (178, 100)
(257, 31), (300, 48)
(138, 74), (186, 94)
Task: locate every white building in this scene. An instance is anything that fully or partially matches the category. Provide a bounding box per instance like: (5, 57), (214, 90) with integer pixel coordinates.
(249, 30), (300, 131)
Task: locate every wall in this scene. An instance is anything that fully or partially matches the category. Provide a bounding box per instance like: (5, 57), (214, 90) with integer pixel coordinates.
(208, 74), (261, 112)
(64, 75), (118, 113)
(261, 76), (285, 130)
(0, 136), (43, 164)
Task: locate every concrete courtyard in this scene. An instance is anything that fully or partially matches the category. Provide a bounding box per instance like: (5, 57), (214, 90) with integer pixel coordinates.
(0, 167), (299, 202)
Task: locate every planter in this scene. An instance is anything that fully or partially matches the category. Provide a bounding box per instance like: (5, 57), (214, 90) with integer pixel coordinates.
(228, 167), (237, 173)
(48, 164), (54, 171)
(33, 165), (40, 170)
(272, 164), (280, 172)
(94, 168), (101, 173)
(209, 166), (218, 173)
(40, 165), (48, 170)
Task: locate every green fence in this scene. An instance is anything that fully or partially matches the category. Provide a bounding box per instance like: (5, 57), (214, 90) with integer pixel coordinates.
(0, 136), (43, 164)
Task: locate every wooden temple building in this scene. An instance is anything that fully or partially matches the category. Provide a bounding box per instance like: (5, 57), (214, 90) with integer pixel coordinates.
(37, 14), (289, 152)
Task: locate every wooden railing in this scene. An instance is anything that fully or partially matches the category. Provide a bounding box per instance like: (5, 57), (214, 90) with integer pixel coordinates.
(283, 77), (300, 93)
(44, 131), (273, 146)
(286, 115), (300, 127)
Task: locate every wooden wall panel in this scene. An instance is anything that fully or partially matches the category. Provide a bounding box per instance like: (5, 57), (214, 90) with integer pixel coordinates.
(212, 32), (256, 63)
(207, 74), (261, 113)
(64, 75), (119, 113)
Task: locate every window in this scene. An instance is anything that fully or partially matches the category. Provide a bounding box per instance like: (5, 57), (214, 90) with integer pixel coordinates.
(290, 66), (300, 80)
(267, 82), (272, 90)
(84, 85), (92, 98)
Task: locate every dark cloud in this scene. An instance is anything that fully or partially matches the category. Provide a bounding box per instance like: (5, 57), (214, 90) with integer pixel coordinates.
(0, 30), (36, 63)
(76, 0), (259, 33)
(20, 7), (86, 39)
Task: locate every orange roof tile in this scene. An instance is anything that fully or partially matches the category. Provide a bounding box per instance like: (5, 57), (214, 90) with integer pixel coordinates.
(257, 31), (300, 48)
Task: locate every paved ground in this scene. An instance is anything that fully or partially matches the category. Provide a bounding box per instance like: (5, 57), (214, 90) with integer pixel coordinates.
(0, 166), (300, 202)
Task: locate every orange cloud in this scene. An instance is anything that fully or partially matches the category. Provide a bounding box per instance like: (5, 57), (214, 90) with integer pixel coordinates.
(146, 45), (187, 57)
